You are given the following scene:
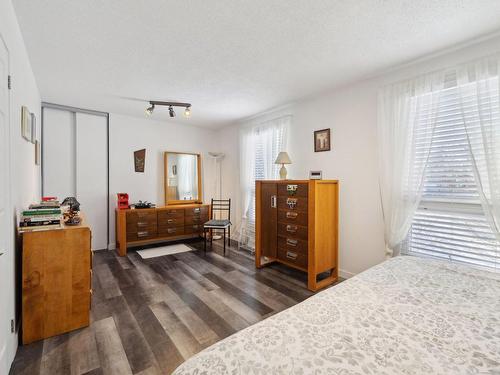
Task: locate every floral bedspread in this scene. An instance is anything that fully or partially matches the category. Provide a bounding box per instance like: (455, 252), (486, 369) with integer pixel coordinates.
(173, 256), (500, 374)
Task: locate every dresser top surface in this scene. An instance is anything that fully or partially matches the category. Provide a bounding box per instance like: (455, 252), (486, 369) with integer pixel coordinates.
(116, 203), (209, 212)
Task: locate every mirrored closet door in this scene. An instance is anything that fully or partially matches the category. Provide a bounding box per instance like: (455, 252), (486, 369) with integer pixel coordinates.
(42, 104), (108, 250)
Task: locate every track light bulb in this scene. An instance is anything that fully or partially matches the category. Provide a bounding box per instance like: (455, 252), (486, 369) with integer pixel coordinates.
(145, 104), (155, 116)
(183, 106), (191, 118)
(169, 106), (176, 118)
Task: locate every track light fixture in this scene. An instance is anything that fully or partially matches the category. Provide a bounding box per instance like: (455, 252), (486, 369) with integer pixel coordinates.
(145, 103), (155, 116)
(145, 101), (192, 119)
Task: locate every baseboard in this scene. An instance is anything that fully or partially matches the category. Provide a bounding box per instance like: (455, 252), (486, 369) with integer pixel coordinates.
(339, 269), (356, 279)
(107, 243), (116, 250)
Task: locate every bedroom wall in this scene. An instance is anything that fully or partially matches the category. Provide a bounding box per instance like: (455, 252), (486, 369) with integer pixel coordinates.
(1, 0), (41, 369)
(108, 113), (218, 248)
(217, 33), (500, 278)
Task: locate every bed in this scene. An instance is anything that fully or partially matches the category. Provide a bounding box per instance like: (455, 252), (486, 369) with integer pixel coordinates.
(172, 256), (500, 374)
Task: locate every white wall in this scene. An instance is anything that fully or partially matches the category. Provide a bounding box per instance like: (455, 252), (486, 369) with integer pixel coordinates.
(108, 113), (217, 248)
(0, 0), (41, 369)
(217, 34), (500, 278)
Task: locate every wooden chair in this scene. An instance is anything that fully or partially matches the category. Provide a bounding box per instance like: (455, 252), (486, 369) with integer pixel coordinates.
(203, 199), (231, 255)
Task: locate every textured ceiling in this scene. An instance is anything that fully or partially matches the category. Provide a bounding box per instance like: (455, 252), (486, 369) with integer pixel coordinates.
(12, 0), (500, 128)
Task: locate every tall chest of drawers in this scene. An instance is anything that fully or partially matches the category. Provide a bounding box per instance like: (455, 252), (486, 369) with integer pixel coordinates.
(255, 180), (338, 291)
(116, 204), (209, 256)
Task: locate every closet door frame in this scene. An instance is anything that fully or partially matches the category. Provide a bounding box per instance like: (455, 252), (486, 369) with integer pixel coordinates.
(41, 102), (110, 249)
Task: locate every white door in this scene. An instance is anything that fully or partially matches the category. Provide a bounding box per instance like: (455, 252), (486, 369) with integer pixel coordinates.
(0, 36), (12, 374)
(76, 112), (108, 250)
(42, 107), (108, 250)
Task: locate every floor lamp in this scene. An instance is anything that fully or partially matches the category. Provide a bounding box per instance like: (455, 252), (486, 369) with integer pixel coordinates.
(208, 152), (225, 240)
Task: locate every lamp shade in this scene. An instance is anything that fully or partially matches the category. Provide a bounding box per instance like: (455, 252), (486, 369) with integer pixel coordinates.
(275, 152), (292, 164)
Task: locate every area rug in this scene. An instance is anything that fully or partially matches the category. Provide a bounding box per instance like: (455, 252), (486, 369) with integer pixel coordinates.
(137, 244), (193, 259)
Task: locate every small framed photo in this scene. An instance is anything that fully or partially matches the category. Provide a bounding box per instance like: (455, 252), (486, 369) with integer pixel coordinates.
(314, 128), (331, 152)
(21, 106), (32, 141)
(35, 140), (41, 165)
(30, 113), (37, 144)
(134, 149), (146, 172)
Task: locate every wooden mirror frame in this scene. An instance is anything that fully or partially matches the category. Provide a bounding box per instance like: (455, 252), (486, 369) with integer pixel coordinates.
(164, 151), (202, 205)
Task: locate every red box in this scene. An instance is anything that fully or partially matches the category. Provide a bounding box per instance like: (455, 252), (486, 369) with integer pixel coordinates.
(117, 193), (129, 209)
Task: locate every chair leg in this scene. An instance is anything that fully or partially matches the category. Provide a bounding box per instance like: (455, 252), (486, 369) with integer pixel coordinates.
(210, 229), (213, 247)
(223, 229), (226, 256)
(204, 229), (207, 253)
(228, 226), (231, 247)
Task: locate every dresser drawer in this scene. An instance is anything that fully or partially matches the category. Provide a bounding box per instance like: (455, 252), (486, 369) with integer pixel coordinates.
(157, 209), (184, 220)
(157, 216), (185, 227)
(277, 246), (308, 269)
(277, 196), (308, 212)
(127, 210), (157, 222)
(277, 209), (308, 226)
(184, 224), (204, 234)
(127, 222), (157, 234)
(185, 206), (209, 217)
(127, 229), (157, 241)
(278, 223), (308, 240)
(185, 214), (208, 225)
(158, 226), (185, 237)
(278, 236), (308, 254)
(277, 183), (308, 198)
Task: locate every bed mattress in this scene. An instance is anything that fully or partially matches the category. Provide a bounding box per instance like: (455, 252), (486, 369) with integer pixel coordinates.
(172, 256), (500, 374)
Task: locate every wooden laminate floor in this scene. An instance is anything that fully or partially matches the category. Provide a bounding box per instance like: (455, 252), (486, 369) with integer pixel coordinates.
(11, 239), (339, 375)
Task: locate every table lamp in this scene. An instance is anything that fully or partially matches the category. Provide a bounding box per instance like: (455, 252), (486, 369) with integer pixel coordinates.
(275, 152), (292, 180)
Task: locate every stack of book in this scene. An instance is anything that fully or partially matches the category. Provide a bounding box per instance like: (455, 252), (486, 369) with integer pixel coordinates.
(20, 200), (62, 231)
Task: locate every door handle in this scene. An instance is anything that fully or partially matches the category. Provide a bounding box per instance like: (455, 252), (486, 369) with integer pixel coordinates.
(271, 195), (277, 208)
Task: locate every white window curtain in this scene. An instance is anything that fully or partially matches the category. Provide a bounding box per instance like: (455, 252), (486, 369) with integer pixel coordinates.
(378, 53), (500, 265)
(237, 115), (290, 250)
(378, 72), (446, 256)
(457, 58), (500, 241)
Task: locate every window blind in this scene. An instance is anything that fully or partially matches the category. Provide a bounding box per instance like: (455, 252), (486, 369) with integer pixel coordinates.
(404, 76), (500, 270)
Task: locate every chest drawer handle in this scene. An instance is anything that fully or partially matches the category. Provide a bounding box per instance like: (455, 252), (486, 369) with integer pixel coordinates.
(168, 210), (177, 214)
(137, 231), (149, 238)
(286, 212), (298, 219)
(286, 198), (297, 209)
(137, 221), (148, 227)
(167, 219), (174, 224)
(167, 228), (177, 234)
(286, 239), (298, 247)
(193, 208), (201, 213)
(193, 225), (199, 229)
(286, 251), (298, 260)
(286, 225), (298, 233)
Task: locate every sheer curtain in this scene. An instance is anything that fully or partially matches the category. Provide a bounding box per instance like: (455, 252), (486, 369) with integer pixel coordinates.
(378, 72), (445, 256)
(379, 53), (500, 257)
(237, 115), (290, 250)
(457, 54), (500, 240)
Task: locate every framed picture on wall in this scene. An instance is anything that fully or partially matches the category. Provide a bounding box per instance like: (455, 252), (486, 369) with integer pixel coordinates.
(134, 149), (146, 172)
(314, 128), (331, 152)
(30, 113), (37, 144)
(21, 106), (32, 141)
(35, 140), (40, 165)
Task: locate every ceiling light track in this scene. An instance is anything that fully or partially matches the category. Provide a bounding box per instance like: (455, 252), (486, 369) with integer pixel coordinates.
(145, 100), (192, 118)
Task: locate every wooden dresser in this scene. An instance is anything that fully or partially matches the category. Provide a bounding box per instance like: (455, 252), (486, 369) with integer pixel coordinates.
(20, 221), (92, 344)
(255, 180), (338, 291)
(115, 203), (210, 256)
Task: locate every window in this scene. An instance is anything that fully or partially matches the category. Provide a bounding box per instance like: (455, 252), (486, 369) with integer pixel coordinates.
(403, 76), (500, 270)
(238, 116), (289, 250)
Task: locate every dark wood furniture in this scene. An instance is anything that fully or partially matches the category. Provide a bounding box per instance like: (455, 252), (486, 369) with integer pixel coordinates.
(19, 220), (92, 344)
(203, 199), (231, 255)
(115, 203), (210, 256)
(255, 180), (339, 291)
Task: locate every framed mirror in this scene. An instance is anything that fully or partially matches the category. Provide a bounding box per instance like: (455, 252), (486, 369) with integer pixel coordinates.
(164, 151), (202, 205)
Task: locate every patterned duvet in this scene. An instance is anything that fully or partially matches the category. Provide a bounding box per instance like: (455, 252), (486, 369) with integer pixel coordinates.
(172, 256), (500, 374)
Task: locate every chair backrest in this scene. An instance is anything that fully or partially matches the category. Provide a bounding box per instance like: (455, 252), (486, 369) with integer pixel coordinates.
(211, 198), (231, 220)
